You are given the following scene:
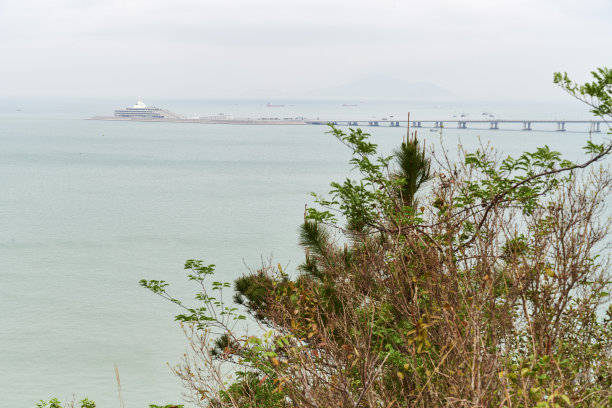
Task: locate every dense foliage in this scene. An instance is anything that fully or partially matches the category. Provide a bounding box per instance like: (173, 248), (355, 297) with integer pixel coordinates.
(142, 68), (612, 407)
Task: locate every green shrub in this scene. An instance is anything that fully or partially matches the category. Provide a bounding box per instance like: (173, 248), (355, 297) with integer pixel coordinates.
(143, 68), (612, 407)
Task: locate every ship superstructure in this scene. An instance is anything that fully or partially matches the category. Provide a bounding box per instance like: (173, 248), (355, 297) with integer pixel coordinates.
(114, 101), (183, 119)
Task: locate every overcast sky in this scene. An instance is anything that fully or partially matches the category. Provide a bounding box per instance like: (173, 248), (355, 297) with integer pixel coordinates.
(0, 0), (610, 100)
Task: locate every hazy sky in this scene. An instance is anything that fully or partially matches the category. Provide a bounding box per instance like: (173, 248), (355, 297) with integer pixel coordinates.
(0, 0), (610, 100)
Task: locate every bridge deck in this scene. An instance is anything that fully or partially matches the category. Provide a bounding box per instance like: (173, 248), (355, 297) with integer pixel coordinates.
(305, 119), (607, 132)
(306, 120), (605, 124)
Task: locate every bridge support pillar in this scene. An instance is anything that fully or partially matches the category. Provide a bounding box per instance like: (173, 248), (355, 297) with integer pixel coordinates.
(412, 121), (422, 128)
(523, 122), (532, 131)
(557, 122), (566, 132)
(591, 122), (601, 133)
(457, 121), (467, 129)
(490, 121), (499, 130)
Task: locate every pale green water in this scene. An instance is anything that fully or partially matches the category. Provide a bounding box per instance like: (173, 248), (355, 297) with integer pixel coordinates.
(0, 99), (606, 406)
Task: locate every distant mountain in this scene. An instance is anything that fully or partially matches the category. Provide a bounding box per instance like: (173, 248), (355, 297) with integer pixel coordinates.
(308, 74), (454, 99)
(243, 74), (455, 99)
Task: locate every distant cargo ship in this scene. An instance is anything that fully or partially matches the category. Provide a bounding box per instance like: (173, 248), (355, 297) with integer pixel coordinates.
(266, 102), (285, 107)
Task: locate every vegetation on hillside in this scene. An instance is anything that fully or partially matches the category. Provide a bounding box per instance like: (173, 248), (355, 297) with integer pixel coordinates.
(139, 67), (612, 408)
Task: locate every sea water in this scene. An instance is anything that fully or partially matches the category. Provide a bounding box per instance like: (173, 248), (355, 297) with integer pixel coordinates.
(0, 98), (606, 407)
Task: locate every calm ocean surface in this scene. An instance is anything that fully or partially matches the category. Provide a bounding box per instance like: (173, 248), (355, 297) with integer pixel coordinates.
(0, 98), (607, 407)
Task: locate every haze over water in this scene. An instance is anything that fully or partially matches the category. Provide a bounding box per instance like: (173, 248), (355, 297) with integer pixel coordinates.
(0, 98), (607, 407)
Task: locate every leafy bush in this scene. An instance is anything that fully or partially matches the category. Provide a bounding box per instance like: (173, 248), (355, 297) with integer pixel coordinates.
(142, 68), (612, 407)
(36, 398), (96, 408)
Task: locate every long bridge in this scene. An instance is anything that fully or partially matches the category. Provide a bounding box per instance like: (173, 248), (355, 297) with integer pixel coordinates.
(306, 119), (607, 132)
(92, 113), (608, 132)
